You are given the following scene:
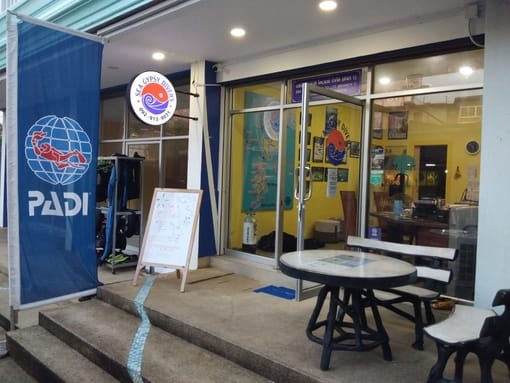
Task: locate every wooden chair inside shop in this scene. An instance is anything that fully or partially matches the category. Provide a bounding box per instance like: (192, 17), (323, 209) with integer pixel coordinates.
(373, 191), (393, 212)
(340, 191), (357, 238)
(373, 191), (393, 241)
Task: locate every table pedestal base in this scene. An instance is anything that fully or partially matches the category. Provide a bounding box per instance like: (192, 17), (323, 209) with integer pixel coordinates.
(306, 285), (392, 370)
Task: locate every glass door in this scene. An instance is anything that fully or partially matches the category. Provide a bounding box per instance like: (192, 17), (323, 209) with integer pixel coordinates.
(225, 83), (364, 301)
(291, 83), (364, 300)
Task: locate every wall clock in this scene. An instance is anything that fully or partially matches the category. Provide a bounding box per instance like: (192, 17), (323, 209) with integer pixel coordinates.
(465, 140), (480, 155)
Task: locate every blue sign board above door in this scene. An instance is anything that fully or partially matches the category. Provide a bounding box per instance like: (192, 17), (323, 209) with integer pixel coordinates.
(291, 69), (362, 103)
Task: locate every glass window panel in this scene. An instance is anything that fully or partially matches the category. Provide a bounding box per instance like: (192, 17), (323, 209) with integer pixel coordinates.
(127, 143), (159, 226)
(231, 82), (281, 109)
(162, 139), (188, 188)
(162, 115), (189, 137)
(100, 97), (124, 140)
(367, 89), (482, 300)
(163, 83), (191, 137)
(99, 142), (123, 156)
(127, 109), (161, 139)
(374, 50), (484, 93)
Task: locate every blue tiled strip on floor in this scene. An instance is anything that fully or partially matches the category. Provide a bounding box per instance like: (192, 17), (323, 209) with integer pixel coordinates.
(254, 285), (296, 300)
(127, 276), (156, 383)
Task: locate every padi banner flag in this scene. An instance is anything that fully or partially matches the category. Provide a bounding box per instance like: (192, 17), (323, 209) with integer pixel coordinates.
(7, 13), (103, 308)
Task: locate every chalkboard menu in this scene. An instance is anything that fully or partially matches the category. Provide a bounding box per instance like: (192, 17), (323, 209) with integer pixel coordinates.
(133, 188), (203, 291)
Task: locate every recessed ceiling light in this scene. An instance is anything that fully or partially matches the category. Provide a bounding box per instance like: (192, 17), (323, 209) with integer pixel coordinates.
(379, 76), (391, 85)
(319, 0), (337, 11)
(230, 27), (246, 38)
(152, 52), (165, 61)
(459, 65), (473, 76)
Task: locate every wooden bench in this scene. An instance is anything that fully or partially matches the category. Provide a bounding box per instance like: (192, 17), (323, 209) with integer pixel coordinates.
(346, 235), (457, 350)
(424, 289), (510, 383)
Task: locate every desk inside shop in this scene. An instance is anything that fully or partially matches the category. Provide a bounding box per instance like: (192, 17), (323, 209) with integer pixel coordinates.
(96, 155), (144, 273)
(370, 200), (477, 246)
(370, 201), (478, 301)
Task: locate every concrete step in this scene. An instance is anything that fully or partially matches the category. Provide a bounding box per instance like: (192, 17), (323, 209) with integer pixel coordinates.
(35, 299), (271, 383)
(6, 325), (119, 382)
(0, 357), (39, 383)
(97, 282), (319, 383)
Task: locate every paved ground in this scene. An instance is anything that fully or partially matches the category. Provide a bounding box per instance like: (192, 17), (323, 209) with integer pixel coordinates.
(0, 227), (508, 382)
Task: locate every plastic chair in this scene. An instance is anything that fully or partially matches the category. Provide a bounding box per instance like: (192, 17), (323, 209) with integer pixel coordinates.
(425, 289), (510, 383)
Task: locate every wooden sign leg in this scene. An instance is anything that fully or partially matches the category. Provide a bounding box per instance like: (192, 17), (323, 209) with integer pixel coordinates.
(132, 263), (144, 286)
(179, 268), (188, 292)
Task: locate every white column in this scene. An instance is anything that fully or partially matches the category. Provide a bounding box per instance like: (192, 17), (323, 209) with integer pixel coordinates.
(475, 0), (510, 307)
(187, 61), (206, 269)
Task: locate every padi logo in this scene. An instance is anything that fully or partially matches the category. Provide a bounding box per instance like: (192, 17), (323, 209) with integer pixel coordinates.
(28, 191), (89, 217)
(25, 115), (92, 186)
(24, 115), (92, 217)
(128, 70), (177, 126)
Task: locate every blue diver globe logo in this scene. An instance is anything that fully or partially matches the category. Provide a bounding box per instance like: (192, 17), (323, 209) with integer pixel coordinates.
(25, 115), (92, 185)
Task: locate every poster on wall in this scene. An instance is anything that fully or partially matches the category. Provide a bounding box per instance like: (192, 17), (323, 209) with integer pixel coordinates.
(242, 92), (295, 212)
(388, 111), (408, 139)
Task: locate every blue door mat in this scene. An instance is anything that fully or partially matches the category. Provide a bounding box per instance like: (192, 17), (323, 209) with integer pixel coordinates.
(254, 285), (296, 300)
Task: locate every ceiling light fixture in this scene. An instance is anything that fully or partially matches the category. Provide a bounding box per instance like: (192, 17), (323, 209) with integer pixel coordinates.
(459, 65), (474, 77)
(230, 27), (246, 38)
(379, 76), (391, 85)
(152, 52), (165, 61)
(319, 0), (338, 11)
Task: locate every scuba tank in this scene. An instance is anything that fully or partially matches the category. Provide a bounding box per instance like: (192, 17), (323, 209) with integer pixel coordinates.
(242, 212), (257, 253)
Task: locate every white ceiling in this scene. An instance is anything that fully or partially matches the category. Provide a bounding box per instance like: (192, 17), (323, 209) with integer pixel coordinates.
(97, 0), (477, 89)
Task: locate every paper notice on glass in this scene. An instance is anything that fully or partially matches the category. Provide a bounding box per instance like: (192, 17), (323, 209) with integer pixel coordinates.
(326, 168), (337, 197)
(467, 166), (478, 181)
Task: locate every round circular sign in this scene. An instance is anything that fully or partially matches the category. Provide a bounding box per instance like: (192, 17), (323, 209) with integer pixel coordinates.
(465, 140), (480, 155)
(128, 71), (177, 125)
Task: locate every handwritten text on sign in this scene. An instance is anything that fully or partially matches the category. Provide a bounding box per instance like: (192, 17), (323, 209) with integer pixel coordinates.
(142, 189), (201, 267)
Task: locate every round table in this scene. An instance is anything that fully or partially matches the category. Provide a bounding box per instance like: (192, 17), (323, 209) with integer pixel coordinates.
(279, 249), (417, 370)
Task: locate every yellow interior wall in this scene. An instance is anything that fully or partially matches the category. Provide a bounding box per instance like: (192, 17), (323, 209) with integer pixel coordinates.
(374, 102), (481, 205)
(230, 101), (361, 247)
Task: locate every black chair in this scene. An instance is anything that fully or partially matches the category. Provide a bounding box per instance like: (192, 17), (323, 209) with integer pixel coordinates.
(425, 289), (510, 383)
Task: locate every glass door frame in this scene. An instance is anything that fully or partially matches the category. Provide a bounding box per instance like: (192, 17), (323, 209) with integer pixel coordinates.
(286, 83), (365, 300)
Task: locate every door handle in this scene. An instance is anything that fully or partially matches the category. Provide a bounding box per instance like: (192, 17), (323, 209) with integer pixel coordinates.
(294, 166), (312, 201)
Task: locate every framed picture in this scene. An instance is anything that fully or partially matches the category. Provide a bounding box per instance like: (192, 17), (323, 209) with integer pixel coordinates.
(312, 136), (324, 162)
(388, 111), (408, 140)
(298, 130), (312, 146)
(372, 111), (383, 139)
(337, 168), (349, 182)
(349, 141), (360, 158)
(311, 166), (325, 182)
(299, 112), (312, 128)
(298, 147), (311, 163)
